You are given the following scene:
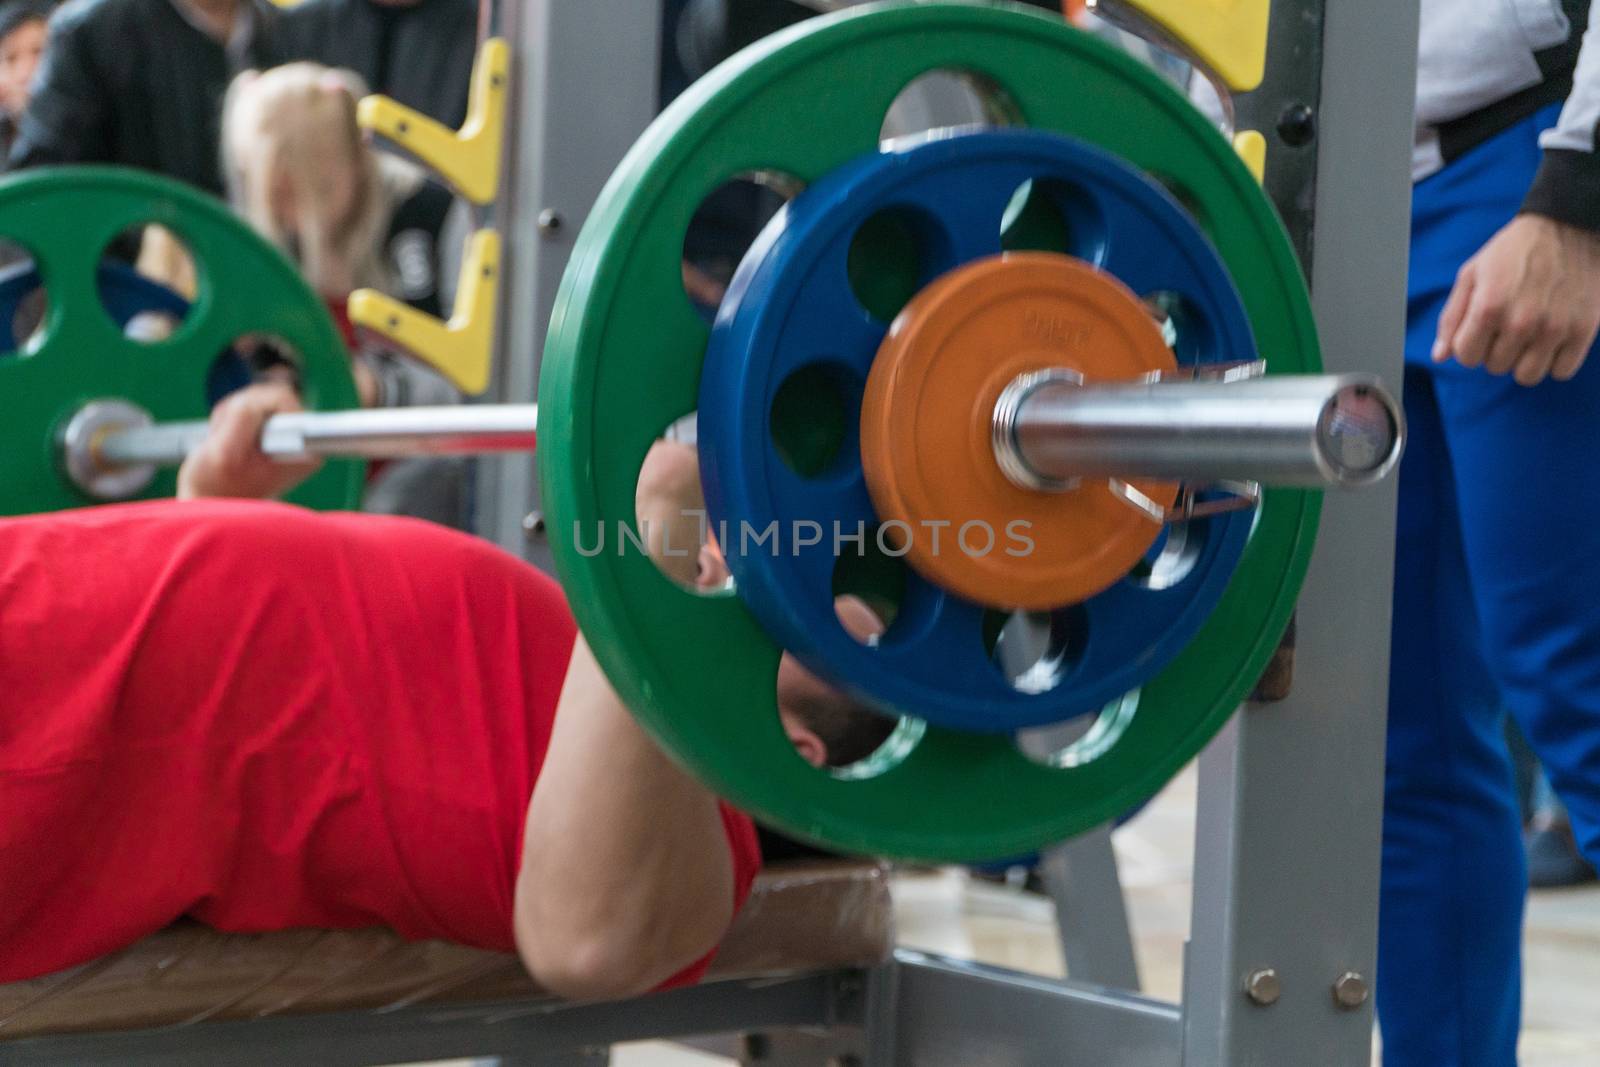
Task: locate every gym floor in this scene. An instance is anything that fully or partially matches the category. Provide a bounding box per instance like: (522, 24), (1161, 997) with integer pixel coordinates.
(444, 764), (1600, 1066)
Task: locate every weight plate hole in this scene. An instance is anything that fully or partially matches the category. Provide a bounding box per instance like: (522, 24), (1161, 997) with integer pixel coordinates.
(634, 415), (734, 597)
(847, 206), (949, 322)
(771, 546), (912, 779)
(831, 533), (908, 646)
(1141, 290), (1215, 364)
(1150, 174), (1213, 238)
(208, 334), (306, 407)
(101, 224), (197, 344)
(999, 178), (1108, 264)
(1016, 689), (1140, 771)
(0, 239), (49, 357)
(1127, 520), (1205, 590)
(777, 649), (914, 777)
(826, 715), (925, 782)
(770, 360), (862, 481)
(682, 170), (804, 322)
(982, 606), (1088, 696)
(880, 68), (1021, 146)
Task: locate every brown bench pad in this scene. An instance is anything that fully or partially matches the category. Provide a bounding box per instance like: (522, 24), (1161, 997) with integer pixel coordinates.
(0, 860), (892, 1040)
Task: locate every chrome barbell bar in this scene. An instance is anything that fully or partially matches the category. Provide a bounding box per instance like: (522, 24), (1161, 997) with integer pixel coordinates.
(61, 369), (1402, 505)
(99, 403), (540, 465)
(992, 371), (1403, 492)
(60, 401), (538, 501)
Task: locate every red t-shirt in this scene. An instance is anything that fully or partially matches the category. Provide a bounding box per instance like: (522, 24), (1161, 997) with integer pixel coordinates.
(0, 500), (760, 985)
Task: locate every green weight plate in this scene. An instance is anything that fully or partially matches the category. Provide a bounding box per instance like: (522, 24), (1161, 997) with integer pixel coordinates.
(539, 2), (1321, 861)
(0, 167), (363, 515)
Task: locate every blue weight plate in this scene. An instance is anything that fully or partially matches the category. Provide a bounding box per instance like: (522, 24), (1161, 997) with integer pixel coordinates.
(698, 128), (1255, 732)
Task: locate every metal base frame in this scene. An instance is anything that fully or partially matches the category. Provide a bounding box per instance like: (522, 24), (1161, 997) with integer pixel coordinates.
(1041, 824), (1143, 991)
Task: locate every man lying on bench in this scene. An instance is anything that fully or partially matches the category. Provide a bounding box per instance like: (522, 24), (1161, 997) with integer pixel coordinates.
(0, 384), (894, 1001)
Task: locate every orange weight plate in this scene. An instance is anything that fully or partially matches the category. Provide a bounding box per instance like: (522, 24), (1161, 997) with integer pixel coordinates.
(861, 252), (1177, 610)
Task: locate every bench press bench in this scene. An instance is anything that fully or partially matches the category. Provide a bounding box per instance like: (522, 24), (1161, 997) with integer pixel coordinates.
(0, 860), (894, 1065)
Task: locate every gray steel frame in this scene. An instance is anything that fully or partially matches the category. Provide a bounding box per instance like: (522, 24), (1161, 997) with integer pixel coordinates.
(1181, 0), (1416, 1060)
(1041, 825), (1143, 990)
(472, 0), (664, 564)
(0, 2), (1417, 1065)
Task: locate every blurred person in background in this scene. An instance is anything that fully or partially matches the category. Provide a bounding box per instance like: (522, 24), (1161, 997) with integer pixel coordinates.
(222, 62), (455, 329)
(0, 0), (52, 161)
(0, 0), (51, 278)
(8, 0), (280, 191)
(221, 61), (466, 526)
(275, 0), (476, 128)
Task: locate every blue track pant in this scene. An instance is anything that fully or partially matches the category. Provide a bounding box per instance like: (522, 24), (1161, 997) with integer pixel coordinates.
(1379, 103), (1600, 1064)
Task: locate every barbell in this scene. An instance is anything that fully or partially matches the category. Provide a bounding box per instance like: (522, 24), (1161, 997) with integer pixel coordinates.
(0, 3), (1403, 862)
(52, 375), (1384, 498)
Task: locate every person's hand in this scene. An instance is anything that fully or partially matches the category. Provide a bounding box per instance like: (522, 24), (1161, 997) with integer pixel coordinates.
(1433, 214), (1600, 386)
(176, 383), (322, 500)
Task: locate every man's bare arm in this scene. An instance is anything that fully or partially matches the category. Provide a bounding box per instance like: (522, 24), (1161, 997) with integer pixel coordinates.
(514, 636), (736, 1001)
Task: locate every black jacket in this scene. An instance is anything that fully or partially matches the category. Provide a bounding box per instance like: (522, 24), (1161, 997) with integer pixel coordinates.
(9, 0), (280, 194)
(274, 0), (477, 128)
